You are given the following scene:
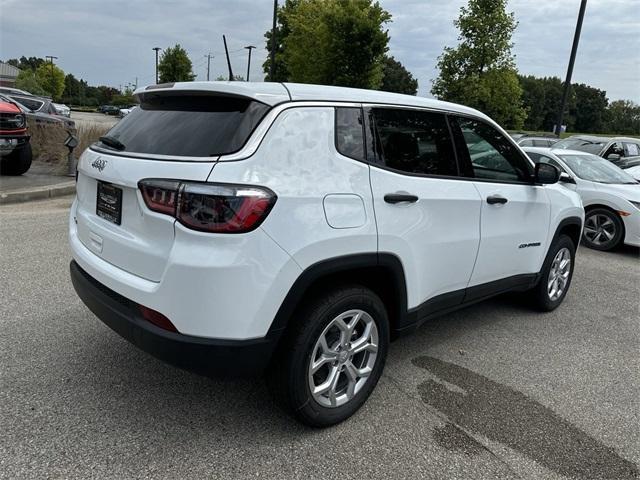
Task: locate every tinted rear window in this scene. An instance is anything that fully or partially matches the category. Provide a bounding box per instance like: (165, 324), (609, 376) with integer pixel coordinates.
(98, 94), (270, 157)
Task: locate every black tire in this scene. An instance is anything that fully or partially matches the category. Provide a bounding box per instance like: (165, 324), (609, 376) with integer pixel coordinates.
(529, 234), (576, 312)
(268, 285), (389, 427)
(582, 208), (624, 251)
(0, 143), (32, 176)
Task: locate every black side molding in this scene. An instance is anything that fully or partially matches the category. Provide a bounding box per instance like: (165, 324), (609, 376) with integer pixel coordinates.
(267, 253), (409, 337)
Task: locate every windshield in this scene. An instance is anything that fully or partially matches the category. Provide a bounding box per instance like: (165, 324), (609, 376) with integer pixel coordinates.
(96, 93), (269, 157)
(553, 138), (606, 155)
(558, 154), (639, 184)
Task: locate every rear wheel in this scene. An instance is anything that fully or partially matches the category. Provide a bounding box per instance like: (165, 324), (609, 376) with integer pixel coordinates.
(0, 143), (33, 176)
(582, 208), (624, 251)
(268, 286), (389, 427)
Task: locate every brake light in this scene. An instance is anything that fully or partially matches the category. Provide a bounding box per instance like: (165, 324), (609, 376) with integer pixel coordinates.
(138, 180), (276, 233)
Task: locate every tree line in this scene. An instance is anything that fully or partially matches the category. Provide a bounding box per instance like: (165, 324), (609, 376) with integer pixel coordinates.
(4, 0), (638, 134)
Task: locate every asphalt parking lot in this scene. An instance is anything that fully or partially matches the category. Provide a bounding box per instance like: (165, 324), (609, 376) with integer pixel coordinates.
(70, 111), (119, 128)
(1, 196), (638, 480)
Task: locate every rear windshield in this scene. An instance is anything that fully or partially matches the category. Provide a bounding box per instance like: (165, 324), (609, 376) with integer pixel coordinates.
(97, 94), (270, 157)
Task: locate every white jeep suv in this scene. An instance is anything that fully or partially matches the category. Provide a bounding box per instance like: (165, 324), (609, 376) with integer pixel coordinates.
(69, 82), (583, 426)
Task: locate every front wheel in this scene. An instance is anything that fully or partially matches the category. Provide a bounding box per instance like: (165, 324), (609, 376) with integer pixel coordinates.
(582, 208), (624, 251)
(529, 234), (576, 311)
(268, 286), (389, 427)
(0, 143), (33, 176)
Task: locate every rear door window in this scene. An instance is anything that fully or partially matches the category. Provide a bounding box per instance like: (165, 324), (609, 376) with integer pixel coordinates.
(370, 107), (458, 176)
(97, 94), (270, 157)
(335, 107), (365, 161)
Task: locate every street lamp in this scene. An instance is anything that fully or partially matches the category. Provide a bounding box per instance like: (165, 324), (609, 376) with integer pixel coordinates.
(152, 47), (161, 84)
(554, 0), (588, 137)
(244, 45), (256, 81)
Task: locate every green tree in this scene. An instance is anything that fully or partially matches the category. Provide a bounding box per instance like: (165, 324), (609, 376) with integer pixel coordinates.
(518, 74), (546, 130)
(269, 0), (390, 89)
(604, 100), (640, 135)
(570, 83), (608, 133)
(14, 70), (47, 96)
(158, 44), (195, 83)
(35, 63), (65, 99)
(380, 56), (418, 95)
(432, 0), (526, 128)
(6, 56), (46, 71)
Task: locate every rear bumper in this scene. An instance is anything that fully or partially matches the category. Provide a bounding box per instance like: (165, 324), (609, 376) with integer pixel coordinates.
(70, 260), (279, 377)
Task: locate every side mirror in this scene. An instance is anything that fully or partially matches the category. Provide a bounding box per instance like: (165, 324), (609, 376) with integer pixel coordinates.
(606, 153), (621, 161)
(534, 162), (560, 184)
(559, 172), (576, 184)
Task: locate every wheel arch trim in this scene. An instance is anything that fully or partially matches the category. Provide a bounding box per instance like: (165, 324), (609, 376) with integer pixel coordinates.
(267, 252), (408, 339)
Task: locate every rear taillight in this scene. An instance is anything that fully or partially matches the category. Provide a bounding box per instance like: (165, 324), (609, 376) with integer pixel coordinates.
(139, 179), (180, 215)
(138, 179), (276, 233)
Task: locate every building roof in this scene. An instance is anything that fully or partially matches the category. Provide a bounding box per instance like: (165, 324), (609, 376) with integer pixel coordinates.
(135, 81), (488, 121)
(0, 62), (21, 80)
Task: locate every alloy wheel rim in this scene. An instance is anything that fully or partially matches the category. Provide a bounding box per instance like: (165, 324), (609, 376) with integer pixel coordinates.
(548, 247), (571, 301)
(308, 309), (378, 408)
(583, 213), (616, 246)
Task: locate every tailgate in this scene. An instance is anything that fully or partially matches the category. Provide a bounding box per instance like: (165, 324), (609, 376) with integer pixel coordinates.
(74, 149), (215, 281)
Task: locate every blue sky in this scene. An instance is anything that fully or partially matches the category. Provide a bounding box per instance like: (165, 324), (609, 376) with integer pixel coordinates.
(1, 0), (638, 101)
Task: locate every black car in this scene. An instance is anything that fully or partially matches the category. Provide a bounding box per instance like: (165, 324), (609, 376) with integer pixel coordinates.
(98, 105), (120, 115)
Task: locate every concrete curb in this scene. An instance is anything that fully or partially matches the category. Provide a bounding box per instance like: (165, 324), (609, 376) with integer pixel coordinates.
(0, 181), (76, 205)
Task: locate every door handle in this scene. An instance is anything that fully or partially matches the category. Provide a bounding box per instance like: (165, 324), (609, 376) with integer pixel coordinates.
(384, 193), (419, 204)
(486, 195), (508, 205)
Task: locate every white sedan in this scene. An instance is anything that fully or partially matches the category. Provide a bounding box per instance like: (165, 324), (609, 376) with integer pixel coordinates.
(524, 147), (640, 250)
(624, 164), (640, 181)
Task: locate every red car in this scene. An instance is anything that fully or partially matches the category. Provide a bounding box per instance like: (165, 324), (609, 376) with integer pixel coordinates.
(0, 98), (32, 175)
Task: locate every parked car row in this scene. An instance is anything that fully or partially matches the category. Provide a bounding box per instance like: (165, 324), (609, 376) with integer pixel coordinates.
(3, 93), (75, 131)
(0, 91), (76, 175)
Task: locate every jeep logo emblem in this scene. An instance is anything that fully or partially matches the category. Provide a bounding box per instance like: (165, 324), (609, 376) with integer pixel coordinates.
(91, 158), (107, 172)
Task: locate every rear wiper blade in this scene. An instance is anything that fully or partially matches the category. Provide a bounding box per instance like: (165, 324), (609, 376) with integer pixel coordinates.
(99, 135), (125, 151)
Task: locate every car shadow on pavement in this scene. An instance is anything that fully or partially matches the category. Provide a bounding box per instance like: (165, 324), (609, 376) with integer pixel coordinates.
(611, 244), (640, 260)
(67, 331), (312, 438)
(412, 355), (639, 480)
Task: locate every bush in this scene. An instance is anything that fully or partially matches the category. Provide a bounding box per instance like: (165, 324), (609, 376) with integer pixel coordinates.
(28, 120), (110, 173)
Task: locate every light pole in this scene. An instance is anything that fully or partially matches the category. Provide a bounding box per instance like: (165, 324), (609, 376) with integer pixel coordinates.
(555, 0), (587, 137)
(204, 53), (213, 81)
(152, 47), (161, 84)
(244, 45), (256, 81)
(270, 0), (278, 80)
(45, 55), (58, 97)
